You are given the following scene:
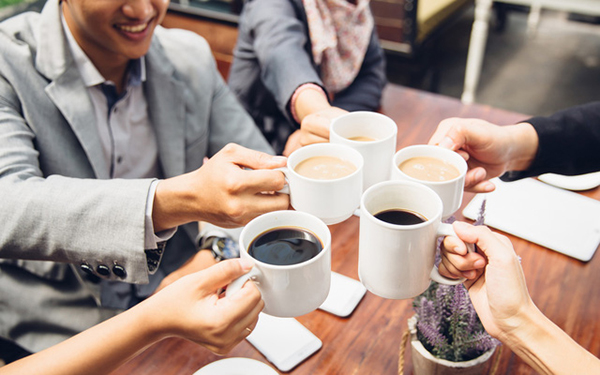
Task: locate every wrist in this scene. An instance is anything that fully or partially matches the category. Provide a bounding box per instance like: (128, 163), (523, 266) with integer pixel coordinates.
(152, 176), (196, 232)
(506, 122), (539, 172)
(498, 301), (546, 349)
(127, 298), (171, 344)
(291, 83), (330, 123)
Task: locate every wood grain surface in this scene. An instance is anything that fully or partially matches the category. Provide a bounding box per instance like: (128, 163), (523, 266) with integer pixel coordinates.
(110, 84), (600, 375)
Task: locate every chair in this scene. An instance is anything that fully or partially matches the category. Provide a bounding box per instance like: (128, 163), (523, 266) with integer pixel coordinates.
(371, 0), (473, 91)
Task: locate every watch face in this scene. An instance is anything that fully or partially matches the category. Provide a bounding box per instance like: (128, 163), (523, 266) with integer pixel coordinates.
(220, 238), (240, 259)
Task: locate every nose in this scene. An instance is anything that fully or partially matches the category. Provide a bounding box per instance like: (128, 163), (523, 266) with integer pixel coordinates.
(122, 0), (154, 20)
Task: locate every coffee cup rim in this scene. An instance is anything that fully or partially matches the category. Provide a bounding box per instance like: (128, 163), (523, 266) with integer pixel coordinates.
(287, 143), (364, 183)
(331, 111), (398, 145)
(393, 144), (467, 185)
(361, 180), (443, 230)
(240, 210), (332, 269)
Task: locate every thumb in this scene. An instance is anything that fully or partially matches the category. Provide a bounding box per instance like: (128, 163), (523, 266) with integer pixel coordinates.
(191, 258), (254, 292)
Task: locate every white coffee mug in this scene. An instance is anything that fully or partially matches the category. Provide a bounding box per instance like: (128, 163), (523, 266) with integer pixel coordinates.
(278, 143), (363, 225)
(226, 210), (331, 317)
(330, 111), (398, 191)
(391, 145), (467, 220)
(358, 180), (465, 300)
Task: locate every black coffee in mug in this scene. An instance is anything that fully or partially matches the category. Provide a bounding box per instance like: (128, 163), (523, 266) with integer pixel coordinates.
(374, 209), (427, 225)
(248, 227), (323, 266)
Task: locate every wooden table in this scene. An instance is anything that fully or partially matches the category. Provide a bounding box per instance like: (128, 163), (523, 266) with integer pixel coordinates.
(110, 84), (600, 375)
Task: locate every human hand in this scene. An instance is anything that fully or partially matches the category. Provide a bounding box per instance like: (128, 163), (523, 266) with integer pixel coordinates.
(153, 143), (290, 230)
(282, 129), (303, 157)
(293, 106), (348, 151)
(440, 221), (534, 340)
(428, 118), (538, 193)
(145, 258), (263, 355)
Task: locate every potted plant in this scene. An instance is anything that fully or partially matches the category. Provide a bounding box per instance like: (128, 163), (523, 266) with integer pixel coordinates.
(400, 201), (500, 375)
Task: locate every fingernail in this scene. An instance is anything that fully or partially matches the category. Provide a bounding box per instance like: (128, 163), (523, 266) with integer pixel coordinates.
(439, 137), (454, 149)
(239, 258), (254, 271)
(482, 182), (495, 192)
(270, 156), (287, 164)
(474, 259), (486, 268)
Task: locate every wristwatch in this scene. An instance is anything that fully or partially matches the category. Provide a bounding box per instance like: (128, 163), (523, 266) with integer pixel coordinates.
(198, 234), (240, 261)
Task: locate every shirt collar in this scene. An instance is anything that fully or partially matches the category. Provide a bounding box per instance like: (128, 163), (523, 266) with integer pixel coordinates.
(60, 11), (146, 88)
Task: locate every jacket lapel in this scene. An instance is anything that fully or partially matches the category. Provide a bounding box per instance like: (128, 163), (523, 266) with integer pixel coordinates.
(36, 0), (109, 179)
(144, 39), (186, 178)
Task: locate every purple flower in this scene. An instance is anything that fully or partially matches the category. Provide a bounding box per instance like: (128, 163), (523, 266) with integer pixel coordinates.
(412, 199), (498, 362)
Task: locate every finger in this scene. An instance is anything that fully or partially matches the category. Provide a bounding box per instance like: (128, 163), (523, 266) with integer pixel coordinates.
(299, 131), (329, 147)
(282, 130), (303, 157)
(428, 118), (456, 146)
(453, 221), (517, 262)
(441, 249), (485, 275)
(464, 167), (495, 193)
(429, 118), (469, 151)
(239, 168), (287, 193)
(438, 257), (465, 279)
(218, 279), (264, 330)
(236, 288), (264, 334)
(442, 235), (469, 256)
(191, 259), (254, 294)
(301, 115), (332, 140)
(248, 192), (290, 214)
(220, 143), (288, 170)
(467, 180), (496, 194)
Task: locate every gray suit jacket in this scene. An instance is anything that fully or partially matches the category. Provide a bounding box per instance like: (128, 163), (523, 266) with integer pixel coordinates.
(0, 0), (271, 352)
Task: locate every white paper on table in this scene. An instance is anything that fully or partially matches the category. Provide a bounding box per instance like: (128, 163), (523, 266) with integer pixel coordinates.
(463, 178), (600, 262)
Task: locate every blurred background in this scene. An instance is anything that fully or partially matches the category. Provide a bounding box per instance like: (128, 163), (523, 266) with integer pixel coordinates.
(2, 0), (599, 118)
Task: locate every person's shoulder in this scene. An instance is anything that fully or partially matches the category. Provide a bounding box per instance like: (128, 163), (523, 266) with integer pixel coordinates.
(151, 26), (216, 79)
(154, 26), (210, 55)
(0, 11), (39, 47)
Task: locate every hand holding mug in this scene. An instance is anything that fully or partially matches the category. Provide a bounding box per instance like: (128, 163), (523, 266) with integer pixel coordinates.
(226, 210), (331, 317)
(358, 180), (467, 300)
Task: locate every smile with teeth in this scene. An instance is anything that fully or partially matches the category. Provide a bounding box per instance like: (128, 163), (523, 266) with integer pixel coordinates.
(117, 23), (148, 33)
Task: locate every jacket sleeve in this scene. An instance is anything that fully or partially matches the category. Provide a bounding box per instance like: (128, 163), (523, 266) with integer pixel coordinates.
(501, 101), (600, 181)
(0, 72), (152, 283)
(331, 29), (387, 112)
(240, 0), (323, 119)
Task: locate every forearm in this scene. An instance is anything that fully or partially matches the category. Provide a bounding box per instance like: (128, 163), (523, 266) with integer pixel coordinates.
(501, 305), (600, 375)
(0, 304), (164, 375)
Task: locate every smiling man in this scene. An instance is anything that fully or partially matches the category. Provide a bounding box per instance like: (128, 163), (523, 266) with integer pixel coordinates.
(0, 0), (288, 363)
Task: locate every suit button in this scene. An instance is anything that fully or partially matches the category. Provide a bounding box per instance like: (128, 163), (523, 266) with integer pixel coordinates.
(112, 264), (127, 279)
(80, 263), (100, 283)
(80, 263), (95, 276)
(97, 264), (110, 277)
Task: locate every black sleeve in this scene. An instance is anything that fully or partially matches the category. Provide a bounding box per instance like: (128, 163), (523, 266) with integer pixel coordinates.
(501, 101), (600, 181)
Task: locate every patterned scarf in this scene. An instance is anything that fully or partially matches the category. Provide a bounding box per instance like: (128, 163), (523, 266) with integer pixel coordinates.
(303, 0), (374, 94)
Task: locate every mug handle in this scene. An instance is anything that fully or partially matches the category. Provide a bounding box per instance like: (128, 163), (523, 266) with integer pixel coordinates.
(430, 223), (475, 285)
(274, 167), (290, 195)
(225, 266), (262, 297)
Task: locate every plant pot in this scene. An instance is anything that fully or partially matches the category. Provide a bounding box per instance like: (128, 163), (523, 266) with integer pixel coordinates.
(407, 316), (496, 375)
